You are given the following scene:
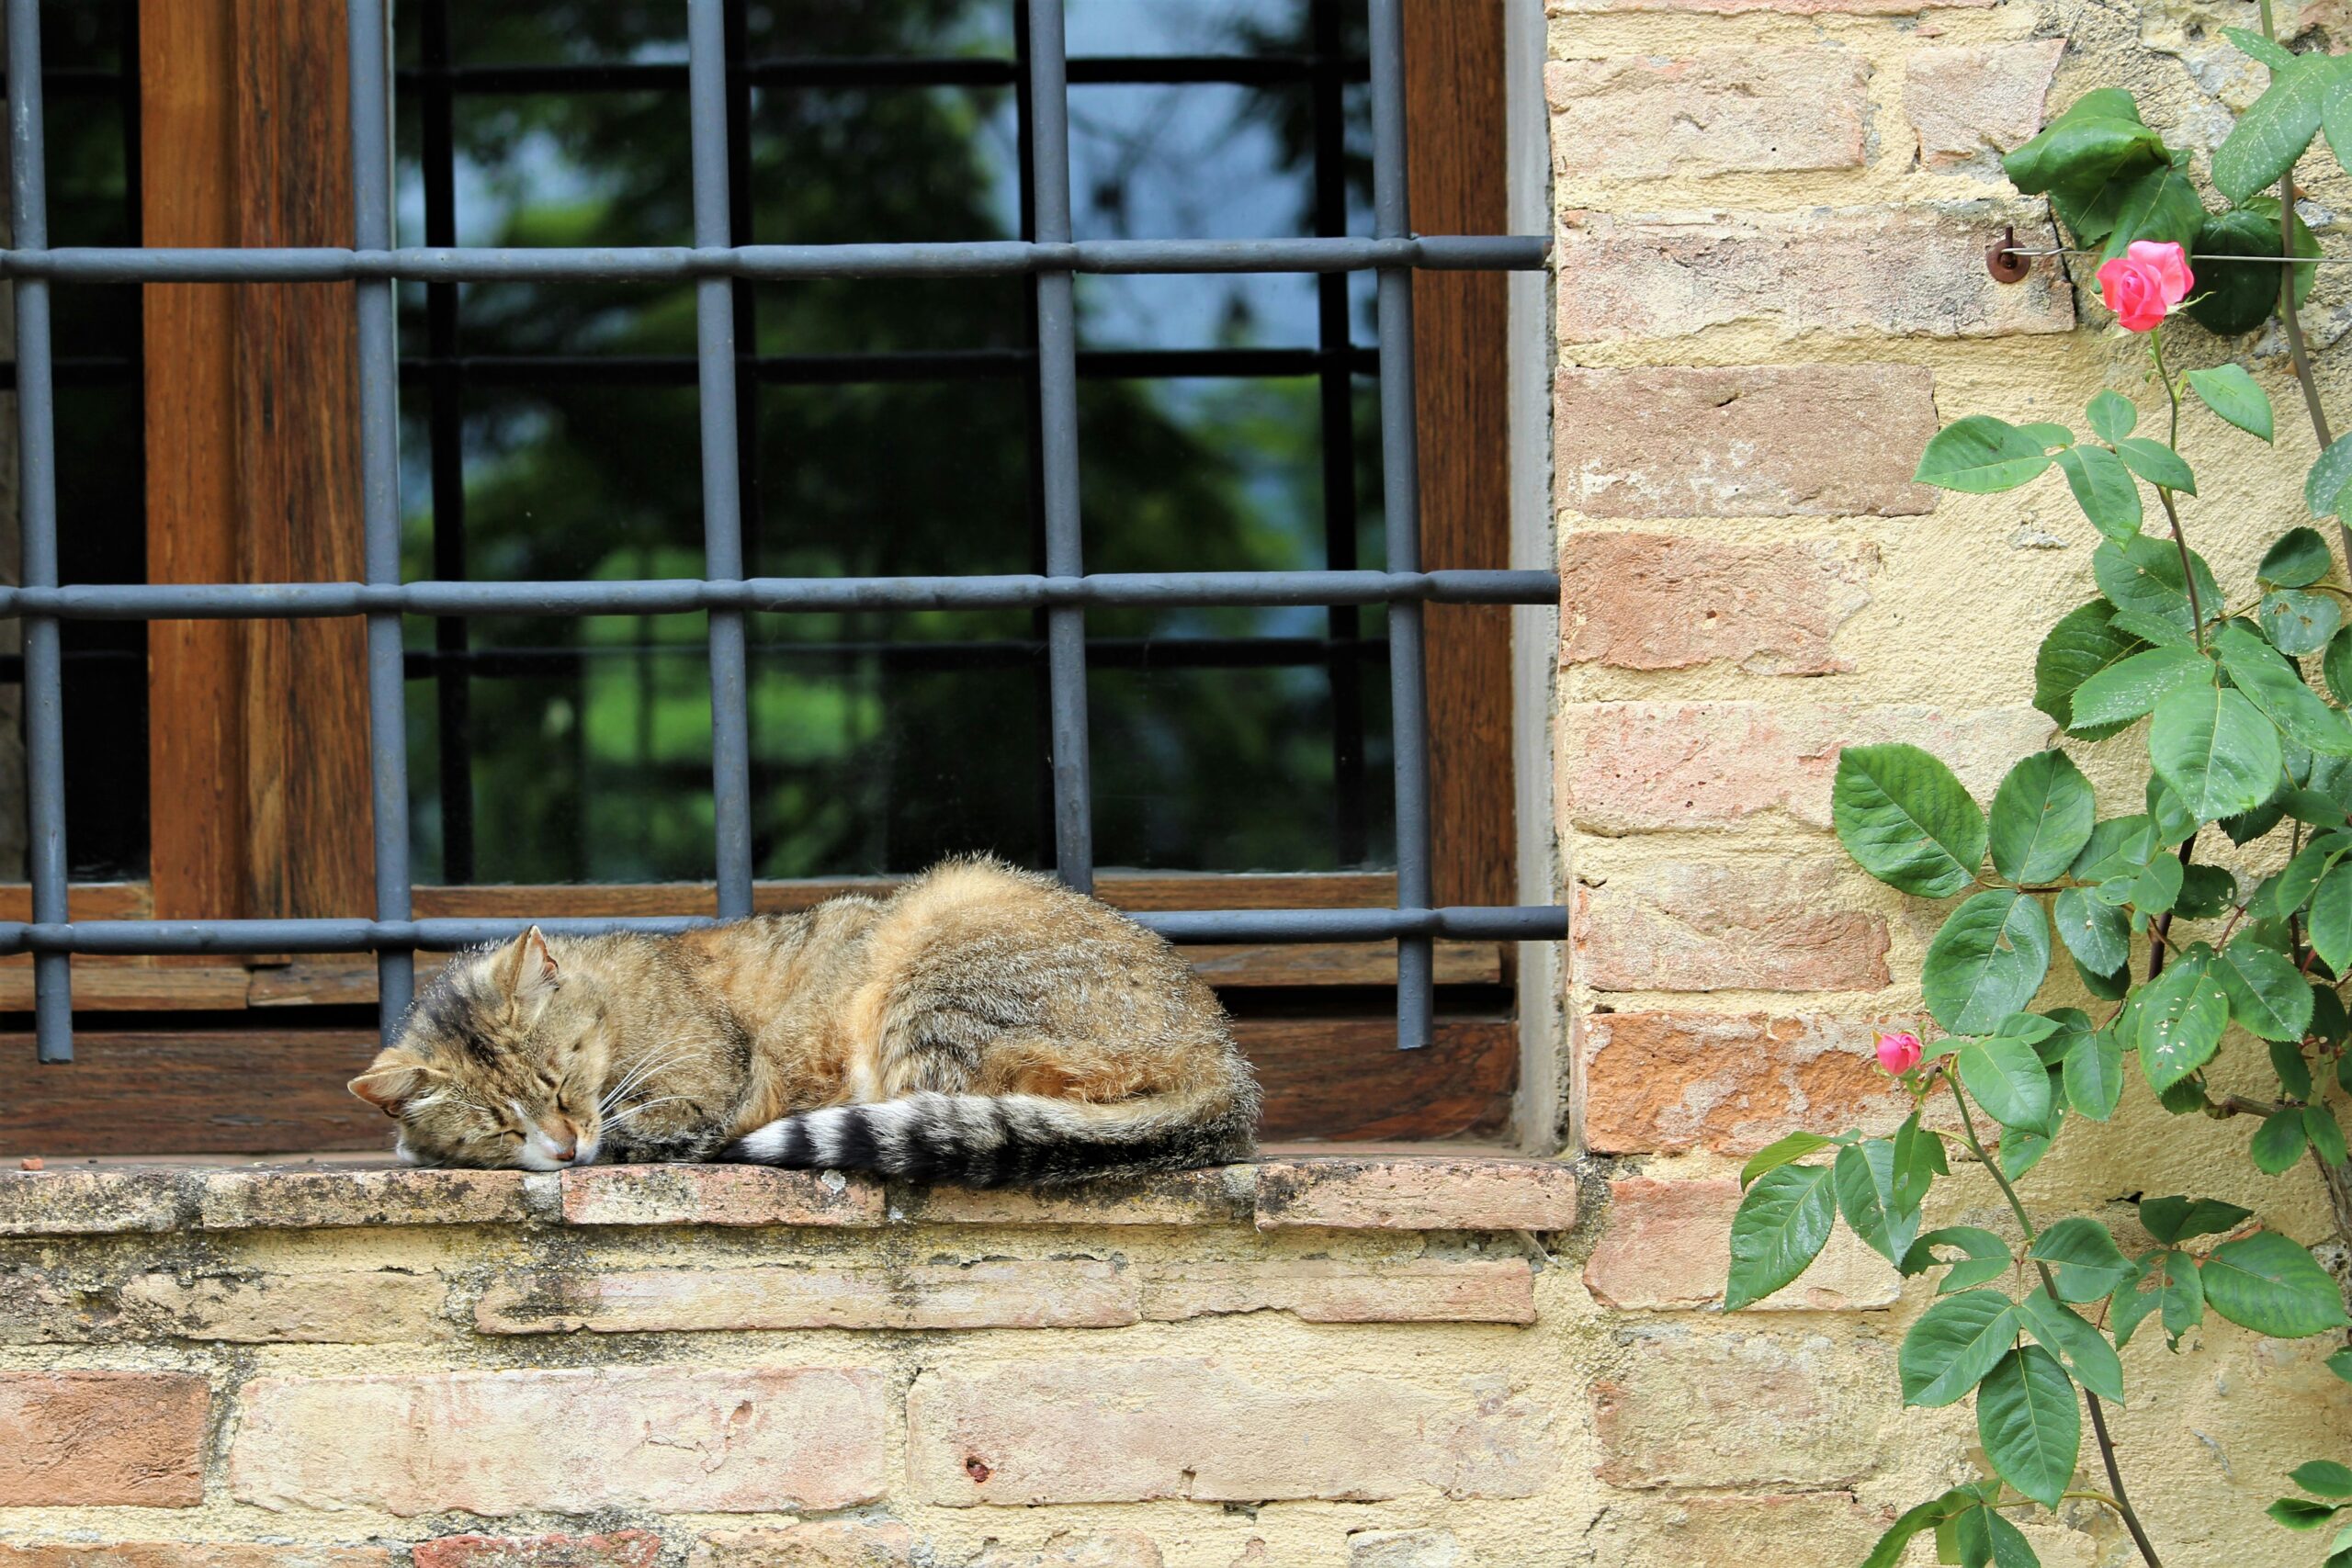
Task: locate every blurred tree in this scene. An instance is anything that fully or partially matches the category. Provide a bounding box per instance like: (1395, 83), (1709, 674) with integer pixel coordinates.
(395, 0), (1387, 885)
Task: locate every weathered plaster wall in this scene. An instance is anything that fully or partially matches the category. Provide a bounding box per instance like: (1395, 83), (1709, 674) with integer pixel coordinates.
(1554, 0), (2352, 1562)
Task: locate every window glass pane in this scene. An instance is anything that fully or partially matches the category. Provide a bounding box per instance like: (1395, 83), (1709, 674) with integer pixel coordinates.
(395, 0), (1384, 885)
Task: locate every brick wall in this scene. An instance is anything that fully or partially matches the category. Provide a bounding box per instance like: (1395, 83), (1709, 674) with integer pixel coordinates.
(1552, 0), (2352, 1562)
(0, 1159), (1586, 1568)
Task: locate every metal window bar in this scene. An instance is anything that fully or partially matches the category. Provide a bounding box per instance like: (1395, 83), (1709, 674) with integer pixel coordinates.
(1, 0), (1564, 1065)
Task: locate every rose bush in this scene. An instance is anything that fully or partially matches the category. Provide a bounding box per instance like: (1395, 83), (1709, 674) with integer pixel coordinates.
(1722, 25), (2352, 1568)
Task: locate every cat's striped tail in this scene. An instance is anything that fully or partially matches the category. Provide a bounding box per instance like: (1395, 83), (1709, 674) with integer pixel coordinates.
(718, 1086), (1256, 1188)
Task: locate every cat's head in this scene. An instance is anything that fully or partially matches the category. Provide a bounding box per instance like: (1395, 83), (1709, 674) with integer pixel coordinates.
(348, 928), (605, 1169)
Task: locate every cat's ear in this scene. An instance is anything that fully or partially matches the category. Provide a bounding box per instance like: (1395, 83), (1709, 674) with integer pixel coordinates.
(348, 1049), (431, 1116)
(495, 925), (560, 1011)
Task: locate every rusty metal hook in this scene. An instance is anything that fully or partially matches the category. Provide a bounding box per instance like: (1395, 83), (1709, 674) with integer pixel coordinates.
(1985, 225), (2030, 284)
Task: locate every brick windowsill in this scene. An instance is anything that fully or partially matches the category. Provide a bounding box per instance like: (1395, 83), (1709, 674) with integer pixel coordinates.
(0, 1146), (1580, 1237)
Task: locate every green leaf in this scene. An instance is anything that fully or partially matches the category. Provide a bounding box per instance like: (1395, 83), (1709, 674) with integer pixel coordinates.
(2051, 445), (2143, 542)
(2155, 1249), (2206, 1344)
(2158, 1077), (2213, 1114)
(2312, 863), (2352, 975)
(2005, 96), (2167, 204)
(2315, 985), (2349, 1043)
(2136, 950), (2231, 1092)
(1737, 1130), (1838, 1190)
(2228, 26), (2300, 70)
(2216, 935), (2317, 1042)
(2329, 73), (2352, 182)
(2188, 201), (2320, 334)
(2109, 1256), (2165, 1348)
(2074, 953), (2132, 999)
(1925, 891), (2052, 1036)
(2278, 830), (2352, 917)
(2068, 644), (2211, 731)
(2276, 1038), (2317, 1100)
(2030, 1216), (2136, 1303)
(2071, 814), (2158, 881)
(2177, 863), (2238, 918)
(2036, 601), (2150, 738)
(2146, 775), (2201, 845)
(2262, 589), (2344, 657)
(1953, 1504), (2043, 1568)
(1977, 1344), (2081, 1507)
(2140, 1195), (2253, 1244)
(1988, 751), (2096, 885)
(1724, 1163), (1838, 1311)
(2115, 1249), (2205, 1348)
(1959, 1031), (2056, 1135)
(2325, 626), (2352, 705)
(2063, 1023), (2127, 1122)
(2308, 1103), (2348, 1166)
(2053, 886), (2131, 978)
(2150, 682), (2283, 823)
(1832, 744), (1988, 898)
(2224, 790), (2291, 844)
(2000, 1115), (2059, 1182)
(2113, 436), (2197, 495)
(1893, 1109), (1947, 1211)
(2019, 1287), (2126, 1402)
(2095, 536), (2221, 647)
(2262, 525), (2334, 586)
(1916, 416), (2058, 492)
(1901, 1289), (2022, 1407)
(2216, 623), (2352, 756)
(1860, 1490), (1983, 1568)
(1835, 1139), (1919, 1267)
(2130, 845), (2187, 915)
(2271, 1496), (2346, 1529)
(2297, 1461), (2352, 1498)
(2254, 1109), (2312, 1174)
(2189, 364), (2277, 442)
(1901, 1225), (2013, 1292)
(2202, 1231), (2352, 1337)
(2086, 389), (2138, 442)
(2099, 162), (2207, 262)
(2312, 434), (2352, 519)
(2213, 53), (2342, 205)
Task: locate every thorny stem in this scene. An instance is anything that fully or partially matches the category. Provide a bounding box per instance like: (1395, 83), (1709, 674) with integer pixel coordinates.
(2256, 0), (2352, 567)
(2145, 835), (2198, 981)
(2147, 331), (2207, 652)
(1943, 1070), (2166, 1568)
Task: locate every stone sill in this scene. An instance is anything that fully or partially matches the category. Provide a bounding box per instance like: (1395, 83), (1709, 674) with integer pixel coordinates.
(0, 1145), (1580, 1237)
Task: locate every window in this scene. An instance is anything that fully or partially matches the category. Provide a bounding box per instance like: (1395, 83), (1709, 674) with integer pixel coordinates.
(0, 0), (1554, 1158)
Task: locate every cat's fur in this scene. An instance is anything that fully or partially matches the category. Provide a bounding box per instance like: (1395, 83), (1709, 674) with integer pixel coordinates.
(347, 857), (1260, 1186)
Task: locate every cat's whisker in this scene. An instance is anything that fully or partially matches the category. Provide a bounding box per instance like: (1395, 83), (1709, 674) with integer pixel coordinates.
(603, 1095), (690, 1130)
(606, 1048), (686, 1101)
(598, 1051), (686, 1114)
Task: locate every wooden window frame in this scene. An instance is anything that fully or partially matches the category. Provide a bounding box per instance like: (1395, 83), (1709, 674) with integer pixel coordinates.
(0, 0), (1517, 1155)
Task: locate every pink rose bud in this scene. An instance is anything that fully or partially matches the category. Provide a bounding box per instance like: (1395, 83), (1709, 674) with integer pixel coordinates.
(2095, 240), (2195, 333)
(1875, 1030), (1924, 1076)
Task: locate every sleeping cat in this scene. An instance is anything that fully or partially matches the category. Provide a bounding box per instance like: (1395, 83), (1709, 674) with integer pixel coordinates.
(346, 856), (1260, 1186)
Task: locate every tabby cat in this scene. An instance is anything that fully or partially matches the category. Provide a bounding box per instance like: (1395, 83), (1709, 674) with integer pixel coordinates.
(347, 857), (1260, 1186)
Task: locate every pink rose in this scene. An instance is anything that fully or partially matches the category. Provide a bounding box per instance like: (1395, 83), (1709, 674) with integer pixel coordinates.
(1875, 1030), (1924, 1076)
(2096, 241), (2195, 333)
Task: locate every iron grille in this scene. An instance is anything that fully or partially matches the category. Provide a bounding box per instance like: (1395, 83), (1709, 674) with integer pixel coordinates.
(2, 0), (1564, 1066)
